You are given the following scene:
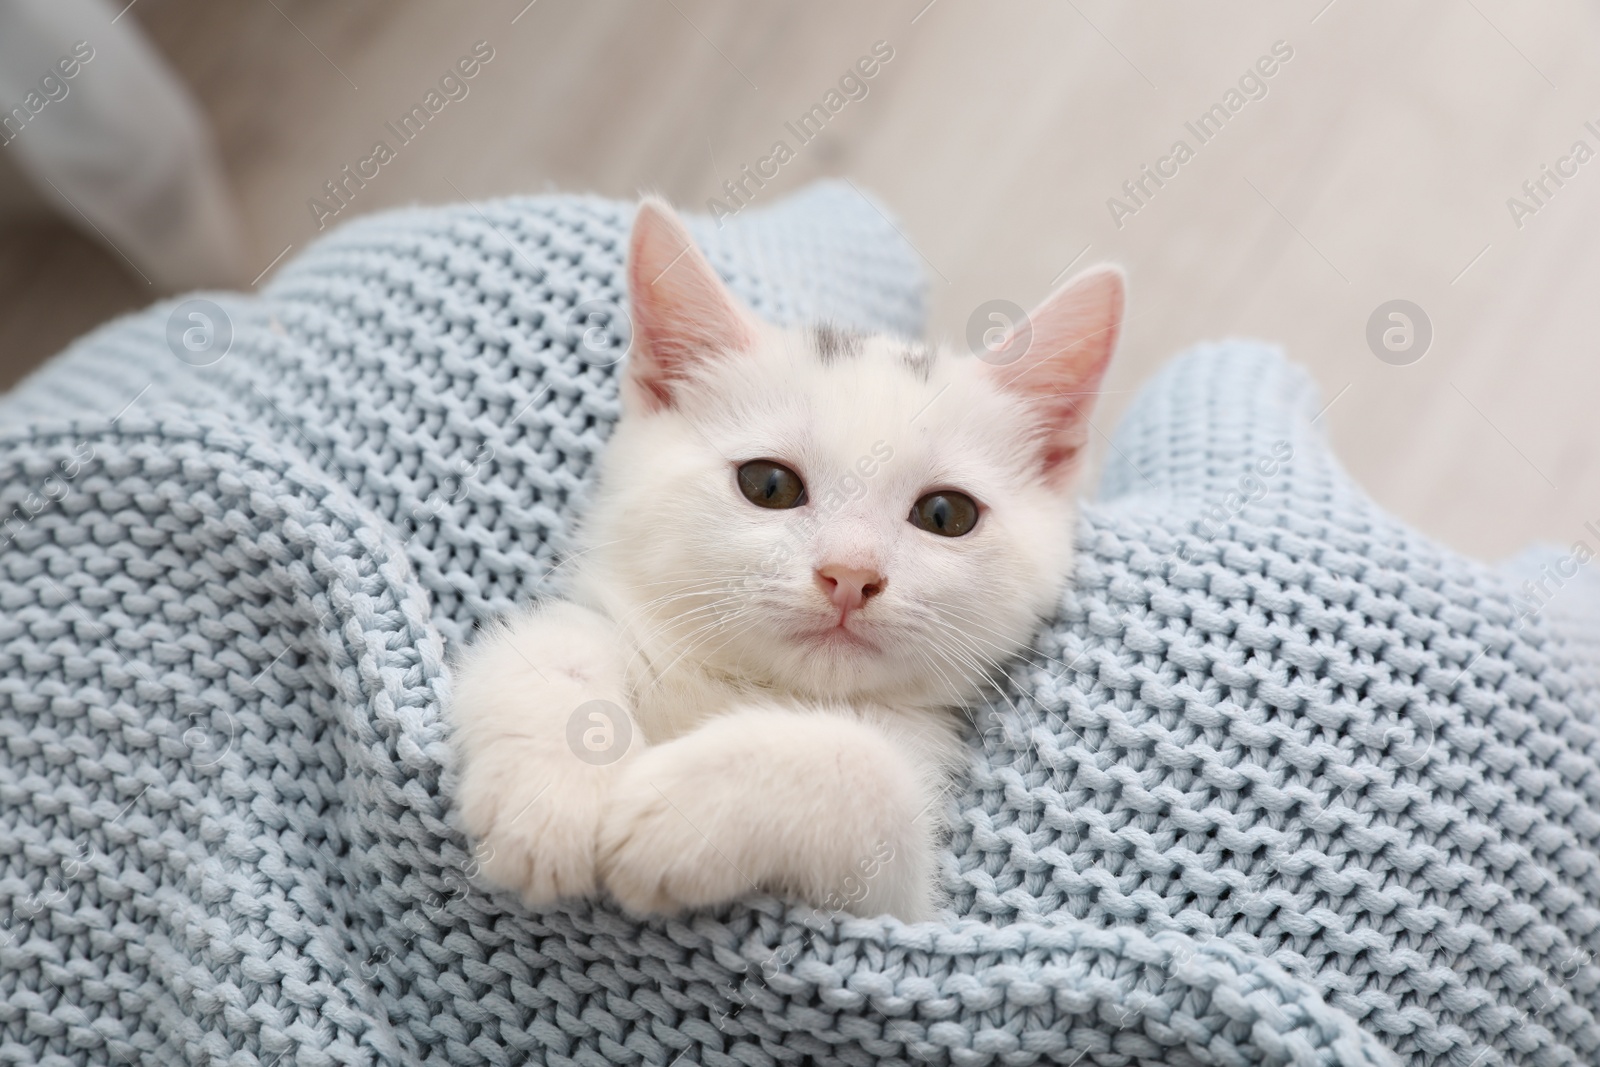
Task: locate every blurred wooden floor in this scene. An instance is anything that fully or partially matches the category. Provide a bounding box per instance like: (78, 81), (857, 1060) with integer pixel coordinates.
(1, 0), (1595, 563)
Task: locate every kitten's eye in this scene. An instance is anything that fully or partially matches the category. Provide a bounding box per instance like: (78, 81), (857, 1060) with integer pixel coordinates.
(737, 460), (807, 509)
(909, 491), (979, 537)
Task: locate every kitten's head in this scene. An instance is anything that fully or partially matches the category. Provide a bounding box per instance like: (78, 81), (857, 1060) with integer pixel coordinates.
(580, 199), (1123, 707)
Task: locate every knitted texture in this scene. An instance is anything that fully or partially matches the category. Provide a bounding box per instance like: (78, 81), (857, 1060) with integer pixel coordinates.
(0, 181), (1593, 1067)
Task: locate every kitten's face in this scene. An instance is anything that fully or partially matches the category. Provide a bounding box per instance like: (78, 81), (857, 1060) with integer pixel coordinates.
(583, 200), (1123, 707)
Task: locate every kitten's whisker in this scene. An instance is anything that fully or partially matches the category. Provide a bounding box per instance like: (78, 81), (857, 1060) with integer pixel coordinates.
(685, 612), (759, 677)
(608, 563), (798, 692)
(532, 537), (626, 590)
(641, 607), (754, 692)
(632, 596), (748, 672)
(920, 602), (1096, 753)
(607, 566), (793, 693)
(619, 600), (741, 682)
(922, 635), (1017, 716)
(612, 601), (729, 667)
(615, 588), (742, 623)
(917, 595), (1090, 679)
(614, 574), (751, 600)
(902, 627), (994, 710)
(907, 645), (970, 709)
(1015, 387), (1131, 402)
(906, 604), (1033, 721)
(610, 586), (743, 664)
(617, 571), (753, 589)
(922, 619), (1029, 680)
(604, 579), (747, 636)
(911, 595), (1020, 654)
(917, 644), (1006, 731)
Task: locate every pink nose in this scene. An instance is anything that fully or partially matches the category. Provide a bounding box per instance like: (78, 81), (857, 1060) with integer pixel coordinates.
(815, 564), (886, 612)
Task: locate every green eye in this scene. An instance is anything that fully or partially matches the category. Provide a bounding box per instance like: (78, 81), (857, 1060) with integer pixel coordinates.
(909, 491), (979, 537)
(737, 460), (807, 509)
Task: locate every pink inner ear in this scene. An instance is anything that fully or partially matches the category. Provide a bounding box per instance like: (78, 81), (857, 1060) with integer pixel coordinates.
(987, 265), (1125, 480)
(626, 199), (757, 410)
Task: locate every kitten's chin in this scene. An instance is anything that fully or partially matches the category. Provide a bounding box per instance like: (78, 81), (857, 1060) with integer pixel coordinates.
(726, 620), (969, 708)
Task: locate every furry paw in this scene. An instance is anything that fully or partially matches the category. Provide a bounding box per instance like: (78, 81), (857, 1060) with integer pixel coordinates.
(596, 748), (759, 915)
(447, 600), (636, 909)
(597, 708), (938, 919)
(458, 751), (611, 907)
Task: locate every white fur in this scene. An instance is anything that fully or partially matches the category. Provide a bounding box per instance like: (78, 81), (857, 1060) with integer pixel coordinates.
(449, 200), (1121, 922)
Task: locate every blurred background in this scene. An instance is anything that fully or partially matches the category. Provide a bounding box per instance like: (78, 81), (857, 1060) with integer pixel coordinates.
(0, 0), (1594, 564)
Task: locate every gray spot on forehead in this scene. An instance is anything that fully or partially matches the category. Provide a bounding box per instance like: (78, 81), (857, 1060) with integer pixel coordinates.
(813, 323), (864, 365)
(812, 323), (938, 382)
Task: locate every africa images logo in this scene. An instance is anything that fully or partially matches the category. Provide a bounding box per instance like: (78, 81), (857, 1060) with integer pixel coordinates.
(1105, 40), (1294, 228)
(307, 41), (495, 230)
(705, 40), (895, 227)
(0, 41), (96, 147)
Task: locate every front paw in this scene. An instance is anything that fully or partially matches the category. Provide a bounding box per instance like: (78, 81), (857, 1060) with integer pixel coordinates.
(596, 710), (937, 919)
(597, 747), (759, 915)
(459, 754), (610, 908)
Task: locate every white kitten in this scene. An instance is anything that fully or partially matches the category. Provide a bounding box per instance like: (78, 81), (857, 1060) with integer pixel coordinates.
(449, 199), (1123, 921)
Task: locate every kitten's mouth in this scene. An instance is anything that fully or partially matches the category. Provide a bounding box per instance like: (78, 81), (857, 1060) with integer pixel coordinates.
(799, 615), (879, 652)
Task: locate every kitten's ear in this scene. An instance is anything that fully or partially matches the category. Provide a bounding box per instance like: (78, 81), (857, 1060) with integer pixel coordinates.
(985, 265), (1124, 484)
(625, 197), (759, 411)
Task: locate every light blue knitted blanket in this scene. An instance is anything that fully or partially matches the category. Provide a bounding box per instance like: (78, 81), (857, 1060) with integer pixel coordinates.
(1, 182), (1595, 1067)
